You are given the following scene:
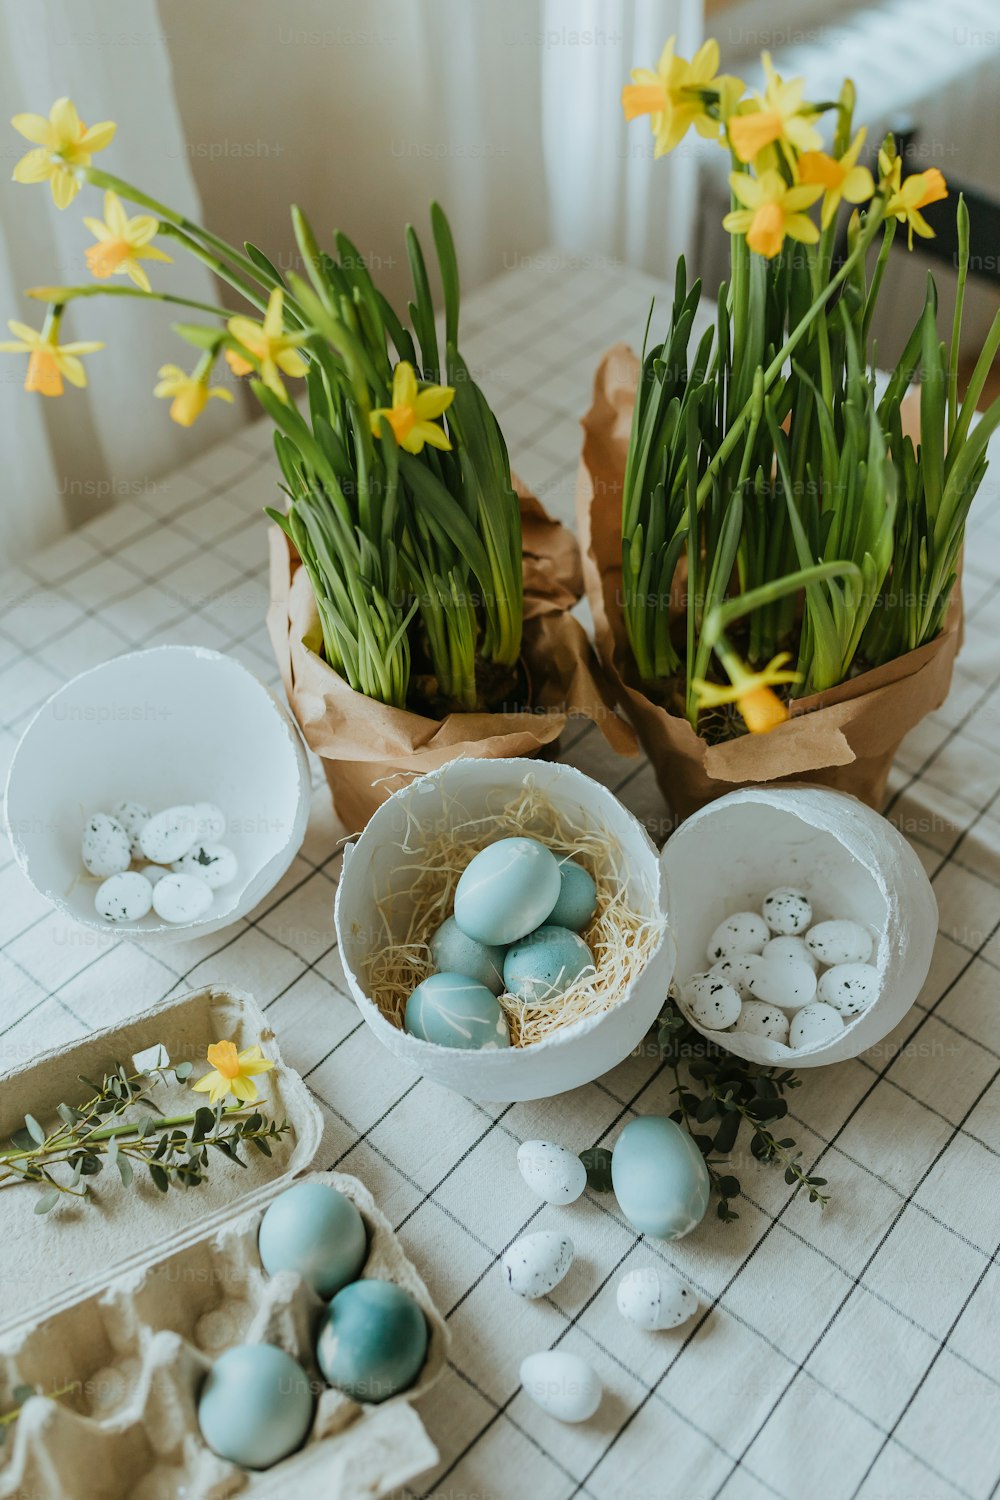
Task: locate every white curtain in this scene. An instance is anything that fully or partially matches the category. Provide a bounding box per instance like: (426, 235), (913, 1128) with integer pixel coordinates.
(542, 0), (703, 275)
(0, 0), (239, 564)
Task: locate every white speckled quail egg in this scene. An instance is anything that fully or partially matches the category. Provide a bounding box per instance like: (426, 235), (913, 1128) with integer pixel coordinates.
(616, 1267), (698, 1331)
(733, 1000), (790, 1043)
(516, 1140), (587, 1205)
(152, 872), (214, 924)
(520, 1351), (602, 1424)
(761, 887), (812, 935)
(111, 799), (150, 859)
(429, 916), (506, 995)
(453, 837), (561, 945)
(502, 1230), (574, 1299)
(817, 962), (880, 1016)
(81, 813), (131, 877)
(709, 953), (761, 1000)
(761, 935), (818, 972)
(139, 864), (169, 886)
(682, 972), (742, 1030)
(805, 919), (874, 966)
(747, 958), (817, 1012)
(789, 1002), (845, 1049)
(193, 801), (226, 842)
(173, 842), (239, 890)
(706, 911), (769, 963)
(95, 871), (153, 923)
(140, 805), (200, 864)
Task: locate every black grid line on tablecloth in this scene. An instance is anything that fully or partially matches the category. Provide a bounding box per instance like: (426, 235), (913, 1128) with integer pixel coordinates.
(1, 255), (999, 1500)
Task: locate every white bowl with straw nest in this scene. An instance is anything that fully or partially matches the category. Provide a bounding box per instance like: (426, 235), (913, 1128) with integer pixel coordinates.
(334, 758), (674, 1101)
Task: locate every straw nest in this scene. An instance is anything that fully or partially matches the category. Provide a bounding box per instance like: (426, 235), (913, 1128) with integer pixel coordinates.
(366, 778), (666, 1047)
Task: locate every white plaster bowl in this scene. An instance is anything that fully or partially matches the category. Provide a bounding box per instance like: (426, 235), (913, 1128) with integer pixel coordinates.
(334, 758), (675, 1101)
(661, 785), (938, 1066)
(4, 646), (311, 941)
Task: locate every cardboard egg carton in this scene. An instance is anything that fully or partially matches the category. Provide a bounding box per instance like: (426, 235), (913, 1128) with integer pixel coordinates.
(0, 987), (447, 1499)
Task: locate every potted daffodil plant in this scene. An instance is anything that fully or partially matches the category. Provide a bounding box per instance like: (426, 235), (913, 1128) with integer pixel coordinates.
(579, 39), (1000, 816)
(5, 99), (628, 831)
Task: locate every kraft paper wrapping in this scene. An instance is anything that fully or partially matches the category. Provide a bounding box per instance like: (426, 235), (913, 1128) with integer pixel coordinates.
(268, 483), (635, 833)
(576, 343), (963, 821)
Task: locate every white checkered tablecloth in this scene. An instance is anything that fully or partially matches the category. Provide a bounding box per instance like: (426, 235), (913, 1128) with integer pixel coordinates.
(2, 253), (1000, 1500)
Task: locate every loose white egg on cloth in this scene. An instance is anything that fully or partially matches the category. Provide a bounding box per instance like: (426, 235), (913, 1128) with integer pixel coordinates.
(502, 1231), (574, 1299)
(140, 805), (200, 864)
(806, 919), (874, 966)
(761, 887), (812, 935)
(520, 1351), (602, 1423)
(111, 799), (150, 859)
(733, 1000), (790, 1043)
(761, 935), (818, 972)
(789, 1002), (845, 1048)
(706, 911), (769, 962)
(153, 872), (214, 924)
(682, 973), (742, 1029)
(517, 1140), (587, 1205)
(817, 962), (880, 1015)
(616, 1267), (698, 1331)
(747, 957), (817, 1011)
(708, 953), (761, 999)
(173, 842), (238, 890)
(81, 813), (131, 877)
(95, 871), (153, 922)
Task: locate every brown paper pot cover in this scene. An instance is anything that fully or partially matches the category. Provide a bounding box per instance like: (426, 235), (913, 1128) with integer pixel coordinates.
(576, 344), (963, 821)
(268, 481), (635, 833)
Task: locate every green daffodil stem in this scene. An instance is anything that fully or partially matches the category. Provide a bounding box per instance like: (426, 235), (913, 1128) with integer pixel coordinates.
(27, 283), (234, 319)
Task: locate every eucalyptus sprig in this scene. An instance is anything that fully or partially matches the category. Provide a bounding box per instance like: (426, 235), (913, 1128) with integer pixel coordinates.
(0, 1382), (80, 1448)
(0, 1060), (290, 1214)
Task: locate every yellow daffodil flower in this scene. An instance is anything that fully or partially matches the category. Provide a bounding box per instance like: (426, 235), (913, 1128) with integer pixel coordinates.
(154, 361), (234, 427)
(370, 360), (455, 454)
(728, 53), (822, 166)
(722, 170), (821, 258)
(226, 287), (308, 402)
(693, 652), (800, 734)
(11, 97), (116, 209)
(621, 37), (741, 156)
(798, 129), (875, 230)
(82, 190), (172, 292)
(190, 1040), (275, 1106)
(879, 149), (948, 249)
(0, 317), (103, 396)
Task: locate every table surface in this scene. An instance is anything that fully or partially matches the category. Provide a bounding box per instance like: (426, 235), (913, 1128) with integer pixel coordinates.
(2, 253), (1000, 1500)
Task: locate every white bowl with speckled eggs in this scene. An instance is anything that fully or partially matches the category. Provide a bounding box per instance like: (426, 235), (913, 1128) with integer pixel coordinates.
(3, 646), (311, 941)
(662, 785), (938, 1067)
(335, 758), (675, 1101)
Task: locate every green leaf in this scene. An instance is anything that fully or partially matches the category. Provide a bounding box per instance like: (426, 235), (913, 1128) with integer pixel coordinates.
(24, 1115), (46, 1146)
(116, 1156), (134, 1188)
(579, 1147), (614, 1193)
(34, 1189), (60, 1215)
(11, 1385), (35, 1405)
(173, 1061), (193, 1082)
(148, 1164), (170, 1194)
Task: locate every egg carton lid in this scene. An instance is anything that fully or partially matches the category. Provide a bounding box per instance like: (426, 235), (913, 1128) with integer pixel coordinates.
(0, 985), (323, 1340)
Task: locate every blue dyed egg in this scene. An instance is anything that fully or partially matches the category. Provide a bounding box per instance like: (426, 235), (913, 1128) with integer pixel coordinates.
(503, 926), (596, 1004)
(453, 838), (560, 945)
(404, 972), (510, 1050)
(429, 917), (506, 995)
(611, 1116), (710, 1241)
(258, 1182), (367, 1297)
(548, 860), (598, 932)
(198, 1343), (314, 1469)
(316, 1278), (428, 1403)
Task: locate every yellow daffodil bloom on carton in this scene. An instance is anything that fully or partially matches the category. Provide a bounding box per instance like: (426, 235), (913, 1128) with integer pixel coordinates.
(370, 360), (455, 454)
(154, 362), (234, 427)
(226, 287), (308, 402)
(190, 1040), (275, 1106)
(0, 317), (103, 396)
(728, 54), (822, 166)
(798, 129), (875, 230)
(879, 149), (948, 249)
(621, 38), (739, 156)
(11, 97), (115, 209)
(693, 653), (801, 735)
(723, 170), (822, 259)
(83, 190), (172, 292)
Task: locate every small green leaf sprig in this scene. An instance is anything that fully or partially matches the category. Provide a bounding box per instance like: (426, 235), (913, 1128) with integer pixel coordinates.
(0, 1059), (290, 1214)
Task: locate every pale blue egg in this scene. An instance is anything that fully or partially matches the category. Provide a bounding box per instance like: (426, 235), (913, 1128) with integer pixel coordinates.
(198, 1343), (314, 1469)
(548, 860), (598, 931)
(404, 972), (511, 1049)
(316, 1278), (428, 1403)
(611, 1117), (710, 1240)
(503, 926), (596, 1004)
(258, 1182), (367, 1297)
(453, 838), (560, 945)
(429, 917), (506, 995)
